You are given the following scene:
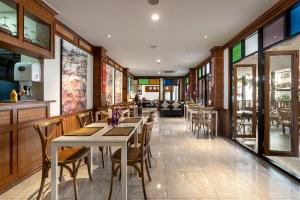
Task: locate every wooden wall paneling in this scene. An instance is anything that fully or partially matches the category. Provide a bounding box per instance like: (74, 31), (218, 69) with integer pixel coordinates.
(55, 20), (94, 54)
(189, 68), (196, 101)
(122, 68), (129, 103)
(211, 46), (224, 109)
(93, 47), (107, 108)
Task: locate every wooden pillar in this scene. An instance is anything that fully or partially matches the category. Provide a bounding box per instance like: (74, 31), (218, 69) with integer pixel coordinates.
(122, 68), (129, 103)
(189, 68), (197, 101)
(93, 47), (107, 108)
(210, 46), (224, 109)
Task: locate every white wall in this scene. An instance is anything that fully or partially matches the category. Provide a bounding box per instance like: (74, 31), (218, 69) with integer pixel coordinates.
(140, 85), (159, 100)
(43, 36), (61, 116)
(223, 48), (229, 109)
(43, 36), (93, 116)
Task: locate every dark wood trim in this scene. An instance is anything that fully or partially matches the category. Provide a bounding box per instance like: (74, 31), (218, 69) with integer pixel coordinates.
(264, 50), (299, 156)
(55, 20), (94, 54)
(224, 0), (298, 48)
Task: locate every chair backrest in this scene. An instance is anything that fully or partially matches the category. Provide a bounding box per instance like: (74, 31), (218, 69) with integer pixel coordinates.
(279, 110), (290, 121)
(34, 118), (64, 163)
(140, 121), (154, 156)
(77, 111), (93, 128)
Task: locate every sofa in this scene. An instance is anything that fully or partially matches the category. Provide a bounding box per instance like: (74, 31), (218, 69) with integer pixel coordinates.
(159, 100), (184, 117)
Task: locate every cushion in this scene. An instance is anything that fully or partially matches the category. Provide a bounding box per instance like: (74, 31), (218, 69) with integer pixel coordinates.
(172, 101), (181, 109)
(161, 101), (170, 109)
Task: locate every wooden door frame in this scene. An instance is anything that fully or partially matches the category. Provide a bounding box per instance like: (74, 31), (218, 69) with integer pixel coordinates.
(264, 50), (299, 156)
(233, 64), (257, 138)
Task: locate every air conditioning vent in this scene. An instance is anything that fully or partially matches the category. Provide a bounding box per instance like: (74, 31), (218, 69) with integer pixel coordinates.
(148, 0), (159, 5)
(164, 70), (175, 74)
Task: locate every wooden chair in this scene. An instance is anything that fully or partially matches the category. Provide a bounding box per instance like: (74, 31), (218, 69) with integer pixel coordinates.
(108, 121), (154, 200)
(77, 111), (106, 168)
(34, 118), (92, 200)
(279, 110), (291, 134)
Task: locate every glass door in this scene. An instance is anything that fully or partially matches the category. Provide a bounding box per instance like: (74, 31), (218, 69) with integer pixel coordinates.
(264, 51), (299, 156)
(233, 64), (257, 139)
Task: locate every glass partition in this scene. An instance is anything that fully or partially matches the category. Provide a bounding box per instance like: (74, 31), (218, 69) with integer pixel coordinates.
(24, 10), (51, 50)
(263, 16), (284, 48)
(233, 53), (258, 153)
(0, 0), (17, 36)
(263, 35), (300, 179)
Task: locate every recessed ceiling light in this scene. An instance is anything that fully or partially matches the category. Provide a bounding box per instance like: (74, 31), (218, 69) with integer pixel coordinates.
(158, 71), (161, 74)
(204, 35), (208, 39)
(151, 13), (159, 21)
(106, 34), (111, 38)
(190, 54), (193, 57)
(156, 59), (161, 63)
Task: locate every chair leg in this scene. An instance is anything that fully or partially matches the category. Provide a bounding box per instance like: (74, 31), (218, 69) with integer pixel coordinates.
(141, 162), (148, 200)
(282, 125), (286, 134)
(147, 150), (152, 168)
(36, 167), (48, 200)
(99, 147), (105, 168)
(108, 163), (115, 200)
(59, 166), (63, 182)
(145, 159), (152, 181)
(148, 146), (153, 158)
(84, 156), (93, 181)
(72, 163), (79, 200)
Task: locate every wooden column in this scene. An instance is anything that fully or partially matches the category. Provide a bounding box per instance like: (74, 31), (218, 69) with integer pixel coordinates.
(93, 47), (107, 108)
(189, 68), (197, 101)
(210, 46), (224, 109)
(122, 68), (129, 103)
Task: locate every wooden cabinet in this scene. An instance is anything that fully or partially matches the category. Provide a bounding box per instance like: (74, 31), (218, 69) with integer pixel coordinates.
(0, 101), (51, 193)
(0, 0), (56, 58)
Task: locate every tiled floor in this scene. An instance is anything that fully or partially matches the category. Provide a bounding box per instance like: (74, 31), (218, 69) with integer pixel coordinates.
(1, 112), (300, 200)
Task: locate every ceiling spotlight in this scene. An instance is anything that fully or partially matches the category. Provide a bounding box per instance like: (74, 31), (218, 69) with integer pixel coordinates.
(151, 13), (159, 21)
(190, 54), (193, 57)
(156, 59), (161, 63)
(158, 71), (161, 74)
(204, 35), (208, 39)
(106, 34), (111, 38)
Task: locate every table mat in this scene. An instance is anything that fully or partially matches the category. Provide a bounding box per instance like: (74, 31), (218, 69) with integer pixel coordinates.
(103, 127), (134, 136)
(66, 127), (103, 136)
(96, 118), (108, 123)
(120, 118), (141, 123)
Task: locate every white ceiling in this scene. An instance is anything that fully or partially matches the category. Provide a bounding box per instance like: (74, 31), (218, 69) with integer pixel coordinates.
(45, 0), (279, 76)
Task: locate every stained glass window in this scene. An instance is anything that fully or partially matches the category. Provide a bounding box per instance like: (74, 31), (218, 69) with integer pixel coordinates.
(245, 32), (258, 56)
(263, 16), (284, 48)
(206, 63), (210, 74)
(232, 42), (242, 62)
(198, 68), (202, 78)
(290, 2), (300, 35)
(138, 79), (149, 85)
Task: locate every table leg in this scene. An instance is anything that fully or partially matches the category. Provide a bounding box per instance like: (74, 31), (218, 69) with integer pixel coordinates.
(215, 112), (218, 137)
(51, 143), (58, 200)
(121, 144), (128, 200)
(89, 147), (93, 172)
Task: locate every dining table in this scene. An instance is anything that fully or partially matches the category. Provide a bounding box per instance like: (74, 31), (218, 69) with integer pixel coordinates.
(50, 117), (143, 200)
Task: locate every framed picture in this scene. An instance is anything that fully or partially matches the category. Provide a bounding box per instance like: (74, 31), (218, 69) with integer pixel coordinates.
(61, 39), (88, 114)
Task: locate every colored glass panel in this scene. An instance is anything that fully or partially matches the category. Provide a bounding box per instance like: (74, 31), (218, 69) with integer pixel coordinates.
(138, 79), (149, 85)
(232, 42), (242, 62)
(290, 3), (300, 35)
(206, 63), (210, 74)
(198, 68), (202, 78)
(245, 32), (258, 56)
(263, 16), (284, 48)
(149, 79), (160, 85)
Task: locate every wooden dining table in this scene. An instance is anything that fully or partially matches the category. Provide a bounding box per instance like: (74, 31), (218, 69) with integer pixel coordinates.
(50, 117), (143, 200)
